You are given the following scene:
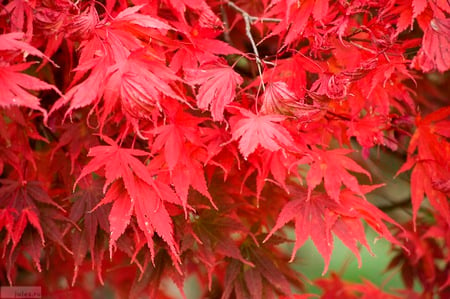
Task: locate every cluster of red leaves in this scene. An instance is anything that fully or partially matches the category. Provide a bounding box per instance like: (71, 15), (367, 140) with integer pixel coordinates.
(0, 0), (449, 298)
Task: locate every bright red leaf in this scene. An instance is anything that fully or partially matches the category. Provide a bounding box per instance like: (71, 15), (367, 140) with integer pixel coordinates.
(301, 149), (371, 202)
(186, 63), (243, 121)
(0, 32), (47, 59)
(265, 185), (403, 274)
(414, 18), (450, 72)
(0, 62), (59, 118)
(231, 109), (294, 159)
(75, 136), (181, 265)
(397, 107), (450, 228)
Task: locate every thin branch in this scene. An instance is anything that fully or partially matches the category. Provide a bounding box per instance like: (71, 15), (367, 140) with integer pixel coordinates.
(349, 41), (378, 54)
(220, 4), (232, 44)
(227, 1), (265, 92)
(227, 2), (281, 23)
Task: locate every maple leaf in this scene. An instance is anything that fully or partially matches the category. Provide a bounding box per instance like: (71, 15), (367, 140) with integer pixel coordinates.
(186, 63), (243, 121)
(316, 272), (403, 299)
(231, 109), (294, 159)
(301, 149), (371, 202)
(0, 179), (70, 283)
(275, 0), (315, 46)
(170, 148), (214, 210)
(260, 81), (308, 116)
(412, 0), (428, 19)
(221, 234), (304, 299)
(112, 5), (172, 32)
(149, 104), (204, 172)
(51, 4), (173, 122)
(192, 209), (253, 269)
(128, 251), (186, 299)
(75, 136), (154, 193)
(0, 62), (60, 118)
(99, 178), (181, 267)
(102, 49), (184, 130)
(75, 136), (181, 264)
(170, 22), (243, 70)
(0, 32), (46, 59)
(264, 185), (404, 274)
(347, 114), (389, 150)
(415, 18), (450, 72)
(50, 121), (99, 173)
(64, 5), (99, 40)
(396, 107), (450, 228)
(69, 179), (110, 286)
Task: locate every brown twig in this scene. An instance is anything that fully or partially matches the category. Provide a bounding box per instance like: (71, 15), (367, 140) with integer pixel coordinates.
(227, 2), (281, 24)
(227, 1), (265, 88)
(220, 4), (232, 45)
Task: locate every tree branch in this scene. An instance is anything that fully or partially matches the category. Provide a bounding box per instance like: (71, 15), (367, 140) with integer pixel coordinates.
(227, 1), (267, 91)
(227, 2), (281, 23)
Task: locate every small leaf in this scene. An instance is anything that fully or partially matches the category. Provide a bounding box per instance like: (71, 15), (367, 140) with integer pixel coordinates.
(231, 110), (294, 159)
(186, 64), (243, 121)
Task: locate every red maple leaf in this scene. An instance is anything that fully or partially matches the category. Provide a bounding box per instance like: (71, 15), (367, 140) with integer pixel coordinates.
(111, 4), (172, 33)
(50, 121), (99, 173)
(186, 63), (243, 121)
(51, 4), (173, 123)
(69, 178), (109, 286)
(0, 32), (49, 59)
(230, 109), (295, 159)
(149, 104), (204, 172)
(0, 179), (70, 283)
(0, 62), (60, 118)
(347, 114), (389, 150)
(316, 272), (403, 299)
(412, 0), (428, 19)
(221, 234), (304, 298)
(260, 81), (314, 117)
(75, 136), (155, 193)
(264, 185), (403, 274)
(300, 149), (371, 201)
(75, 136), (181, 265)
(413, 18), (450, 73)
(102, 49), (183, 130)
(396, 107), (450, 228)
(160, 146), (214, 211)
(269, 0), (317, 46)
(170, 22), (242, 70)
